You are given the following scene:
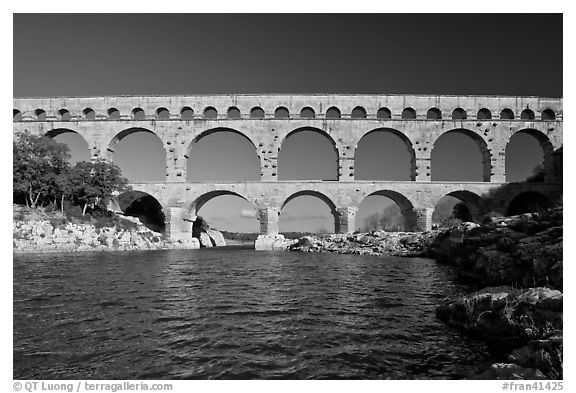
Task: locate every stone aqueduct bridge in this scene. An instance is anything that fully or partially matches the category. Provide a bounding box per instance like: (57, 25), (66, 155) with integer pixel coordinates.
(13, 94), (563, 242)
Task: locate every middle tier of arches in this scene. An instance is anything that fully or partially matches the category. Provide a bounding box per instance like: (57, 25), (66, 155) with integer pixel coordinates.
(25, 119), (561, 184)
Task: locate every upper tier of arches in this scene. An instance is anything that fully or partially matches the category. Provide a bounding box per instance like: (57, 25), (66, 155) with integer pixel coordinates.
(14, 95), (562, 122)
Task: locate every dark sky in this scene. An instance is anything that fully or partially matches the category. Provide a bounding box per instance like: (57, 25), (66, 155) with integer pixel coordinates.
(14, 14), (562, 97)
(13, 14), (563, 232)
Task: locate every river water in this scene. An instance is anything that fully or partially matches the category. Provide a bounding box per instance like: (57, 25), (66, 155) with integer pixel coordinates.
(13, 249), (499, 379)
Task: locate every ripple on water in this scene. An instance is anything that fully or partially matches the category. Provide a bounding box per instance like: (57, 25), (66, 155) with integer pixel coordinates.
(14, 249), (495, 379)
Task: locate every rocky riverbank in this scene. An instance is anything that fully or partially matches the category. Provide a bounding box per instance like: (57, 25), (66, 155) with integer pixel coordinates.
(436, 286), (562, 379)
(256, 230), (440, 256)
(13, 206), (226, 253)
(428, 208), (562, 291)
(429, 208), (563, 379)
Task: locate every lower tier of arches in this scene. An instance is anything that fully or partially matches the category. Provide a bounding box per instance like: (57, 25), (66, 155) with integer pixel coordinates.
(116, 181), (561, 241)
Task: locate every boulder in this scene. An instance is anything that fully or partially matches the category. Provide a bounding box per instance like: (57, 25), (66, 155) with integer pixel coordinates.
(428, 212), (563, 290)
(198, 232), (213, 247)
(206, 229), (226, 247)
(436, 287), (563, 346)
(255, 234), (295, 250)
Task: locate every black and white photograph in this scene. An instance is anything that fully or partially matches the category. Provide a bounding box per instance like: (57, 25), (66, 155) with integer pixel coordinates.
(10, 6), (567, 390)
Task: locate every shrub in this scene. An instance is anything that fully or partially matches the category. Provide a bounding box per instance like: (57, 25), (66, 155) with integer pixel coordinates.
(48, 216), (66, 229)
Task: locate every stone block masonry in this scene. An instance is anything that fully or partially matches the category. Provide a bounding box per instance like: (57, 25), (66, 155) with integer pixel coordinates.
(13, 94), (562, 240)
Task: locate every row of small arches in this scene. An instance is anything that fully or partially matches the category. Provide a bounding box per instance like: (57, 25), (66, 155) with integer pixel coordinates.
(13, 106), (558, 122)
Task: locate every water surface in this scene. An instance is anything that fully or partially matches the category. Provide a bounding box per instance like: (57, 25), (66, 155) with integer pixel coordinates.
(14, 249), (497, 379)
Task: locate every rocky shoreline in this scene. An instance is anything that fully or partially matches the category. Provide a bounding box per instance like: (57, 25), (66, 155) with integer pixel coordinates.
(254, 230), (440, 255)
(429, 208), (563, 379)
(13, 207), (226, 254)
(279, 207), (563, 379)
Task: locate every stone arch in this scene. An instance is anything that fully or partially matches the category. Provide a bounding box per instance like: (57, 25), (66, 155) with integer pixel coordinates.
(108, 108), (121, 120)
(83, 108), (96, 120)
(505, 128), (554, 183)
(300, 106), (315, 118)
(189, 127), (259, 155)
(156, 107), (170, 120)
(203, 106), (217, 119)
(438, 190), (487, 223)
(541, 108), (556, 121)
(280, 190), (338, 233)
(132, 107), (145, 120)
(107, 128), (166, 181)
(188, 190), (258, 216)
(427, 108), (442, 120)
(58, 109), (71, 121)
(477, 108), (492, 120)
(186, 127), (261, 181)
(278, 127), (339, 180)
(402, 107), (416, 119)
(35, 109), (46, 121)
(500, 108), (515, 120)
(507, 191), (551, 216)
(275, 106), (290, 119)
(431, 129), (491, 182)
(351, 106), (367, 119)
(13, 109), (22, 121)
(360, 190), (418, 231)
(181, 106), (194, 120)
(115, 190), (166, 233)
(326, 106), (341, 119)
(521, 109), (535, 120)
(354, 128), (416, 180)
(452, 108), (467, 120)
(227, 106), (241, 119)
(44, 128), (91, 163)
(377, 107), (391, 119)
(250, 106), (265, 119)
(107, 127), (162, 160)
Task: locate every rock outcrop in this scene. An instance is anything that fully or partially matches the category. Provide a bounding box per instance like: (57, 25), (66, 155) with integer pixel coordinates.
(428, 208), (562, 291)
(13, 219), (198, 253)
(437, 286), (563, 379)
(254, 234), (296, 251)
(191, 216), (226, 248)
(206, 229), (226, 247)
(436, 287), (562, 346)
(432, 208), (563, 379)
(285, 231), (439, 256)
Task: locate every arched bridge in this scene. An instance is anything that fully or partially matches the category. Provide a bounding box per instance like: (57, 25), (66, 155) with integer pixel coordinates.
(13, 94), (563, 241)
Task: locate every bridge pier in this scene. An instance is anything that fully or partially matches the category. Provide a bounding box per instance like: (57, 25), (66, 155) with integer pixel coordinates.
(414, 207), (435, 232)
(164, 206), (193, 242)
(415, 157), (431, 181)
(334, 207), (358, 234)
(259, 207), (280, 235)
(491, 150), (507, 183)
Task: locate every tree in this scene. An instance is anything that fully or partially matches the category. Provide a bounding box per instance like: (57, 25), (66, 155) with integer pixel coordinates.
(70, 160), (131, 215)
(13, 131), (70, 208)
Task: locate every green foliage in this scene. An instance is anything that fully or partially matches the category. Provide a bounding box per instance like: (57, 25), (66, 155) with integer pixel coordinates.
(13, 131), (132, 217)
(69, 160), (131, 214)
(13, 131), (70, 208)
